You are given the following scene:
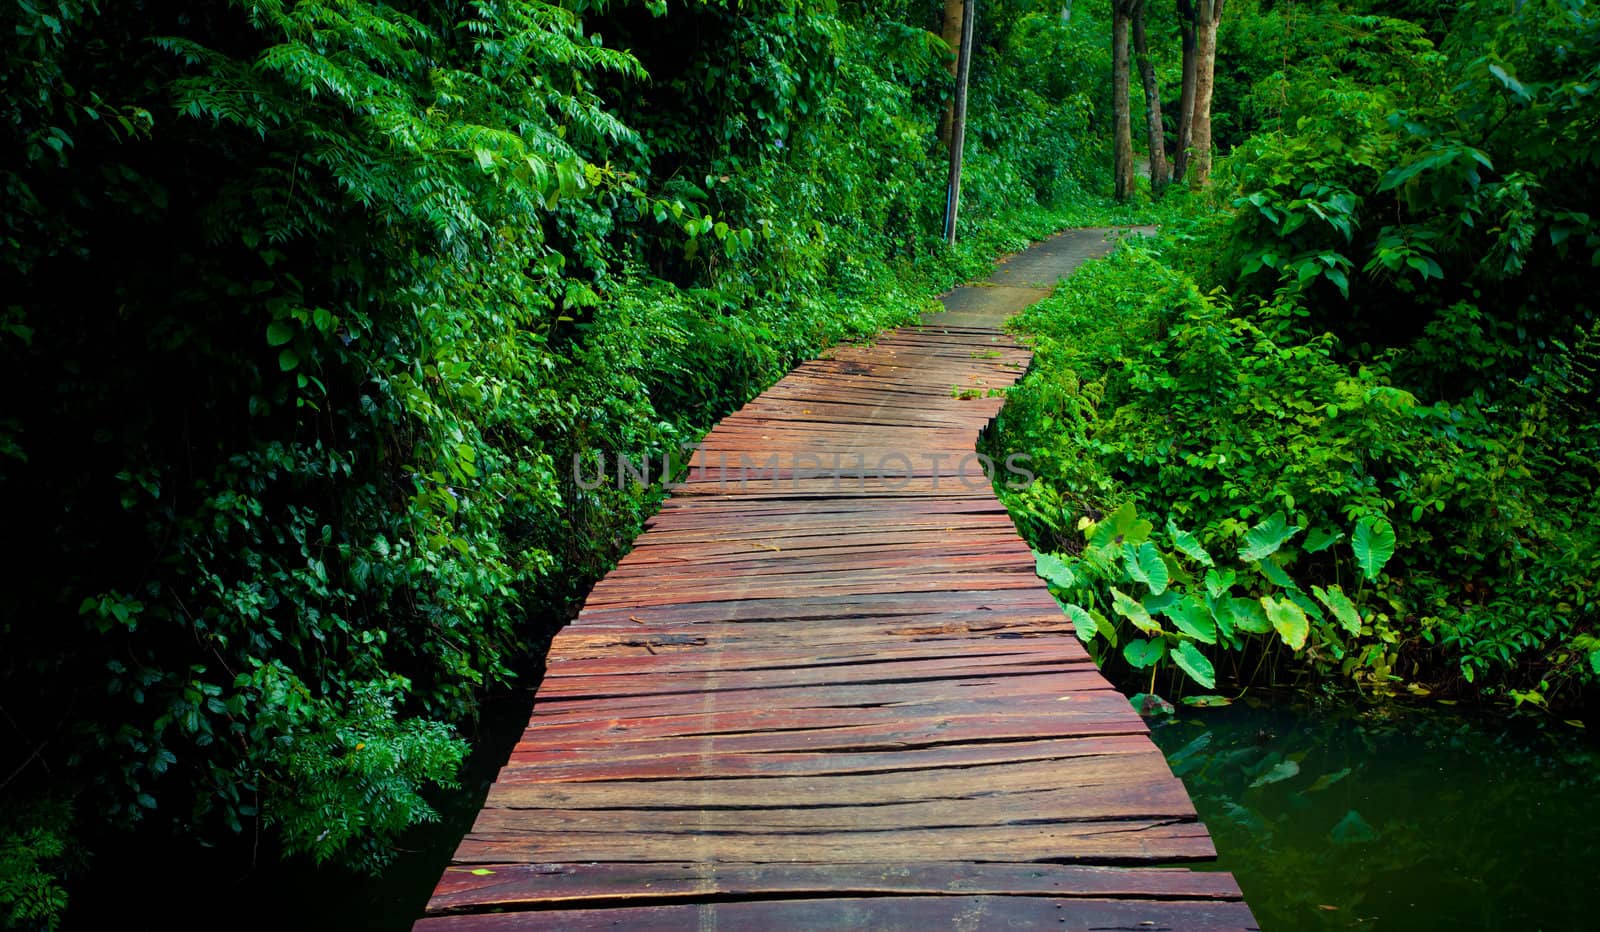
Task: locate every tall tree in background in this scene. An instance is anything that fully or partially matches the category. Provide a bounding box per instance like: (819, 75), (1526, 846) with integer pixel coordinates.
(1173, 0), (1199, 184)
(1131, 0), (1169, 194)
(1188, 0), (1225, 186)
(1112, 0), (1136, 200)
(944, 0), (977, 241)
(938, 0), (966, 147)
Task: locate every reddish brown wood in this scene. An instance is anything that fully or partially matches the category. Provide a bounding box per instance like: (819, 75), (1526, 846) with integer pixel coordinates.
(416, 895), (1257, 931)
(415, 230), (1254, 929)
(427, 861), (1247, 912)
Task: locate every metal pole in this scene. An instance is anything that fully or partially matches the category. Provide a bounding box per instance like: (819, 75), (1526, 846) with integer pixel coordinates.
(944, 0), (976, 245)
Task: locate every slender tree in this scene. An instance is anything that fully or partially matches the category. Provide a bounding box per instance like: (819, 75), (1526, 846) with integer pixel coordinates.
(1173, 0), (1199, 184)
(1131, 0), (1169, 195)
(1188, 0), (1225, 187)
(944, 0), (976, 242)
(938, 0), (966, 148)
(1112, 0), (1136, 201)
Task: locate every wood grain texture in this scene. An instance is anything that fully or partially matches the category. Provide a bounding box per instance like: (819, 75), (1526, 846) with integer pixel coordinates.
(416, 895), (1257, 931)
(416, 228), (1255, 929)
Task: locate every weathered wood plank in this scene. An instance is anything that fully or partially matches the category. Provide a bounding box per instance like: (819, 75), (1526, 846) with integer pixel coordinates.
(452, 818), (1217, 864)
(486, 753), (1172, 809)
(426, 862), (1247, 912)
(416, 895), (1257, 931)
(492, 734), (1157, 783)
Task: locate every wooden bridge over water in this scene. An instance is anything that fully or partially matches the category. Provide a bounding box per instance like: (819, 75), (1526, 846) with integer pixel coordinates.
(415, 229), (1257, 930)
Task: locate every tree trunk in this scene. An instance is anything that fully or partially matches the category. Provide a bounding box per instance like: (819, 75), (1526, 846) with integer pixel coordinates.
(1112, 1), (1134, 201)
(1173, 0), (1199, 184)
(1131, 0), (1169, 196)
(938, 0), (965, 149)
(1188, 0), (1224, 188)
(944, 0), (976, 243)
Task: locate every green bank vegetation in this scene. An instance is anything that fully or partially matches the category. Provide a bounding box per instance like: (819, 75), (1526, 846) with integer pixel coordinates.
(999, 0), (1599, 716)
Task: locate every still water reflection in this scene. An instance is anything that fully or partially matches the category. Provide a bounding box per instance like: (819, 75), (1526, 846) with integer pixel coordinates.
(1149, 698), (1600, 931)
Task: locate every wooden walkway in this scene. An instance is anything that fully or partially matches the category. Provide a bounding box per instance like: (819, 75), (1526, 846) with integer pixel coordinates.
(416, 229), (1257, 930)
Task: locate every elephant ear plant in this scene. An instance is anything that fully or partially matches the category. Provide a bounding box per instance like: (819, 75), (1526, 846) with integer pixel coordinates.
(1035, 503), (1392, 700)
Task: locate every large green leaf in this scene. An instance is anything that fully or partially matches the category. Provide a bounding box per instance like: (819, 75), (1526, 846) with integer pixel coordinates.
(1090, 609), (1119, 647)
(1166, 519), (1214, 567)
(1262, 595), (1309, 650)
(1229, 598), (1271, 634)
(1203, 567), (1236, 598)
(1123, 638), (1167, 669)
(1313, 584), (1361, 635)
(1166, 595), (1217, 644)
(1352, 515), (1396, 581)
(1111, 587), (1163, 635)
(1143, 589), (1180, 615)
(1124, 541), (1170, 595)
(1288, 589), (1326, 624)
(1257, 556), (1299, 590)
(1173, 640), (1216, 688)
(1238, 512), (1301, 562)
(1065, 603), (1095, 643)
(1208, 593), (1237, 642)
(1250, 759), (1300, 788)
(1089, 502), (1153, 549)
(1034, 551), (1076, 589)
(1302, 527), (1343, 553)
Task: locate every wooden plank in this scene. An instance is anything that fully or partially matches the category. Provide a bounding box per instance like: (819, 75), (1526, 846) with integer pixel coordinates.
(451, 817), (1217, 864)
(506, 712), (1148, 761)
(426, 862), (1247, 912)
(493, 734), (1158, 783)
(467, 779), (1197, 834)
(482, 761), (1191, 825)
(533, 652), (1085, 696)
(571, 590), (1065, 623)
(486, 753), (1172, 809)
(416, 895), (1258, 931)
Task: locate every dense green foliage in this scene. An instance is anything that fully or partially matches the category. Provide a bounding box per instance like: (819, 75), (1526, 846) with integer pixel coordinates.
(999, 0), (1599, 710)
(0, 0), (1120, 922)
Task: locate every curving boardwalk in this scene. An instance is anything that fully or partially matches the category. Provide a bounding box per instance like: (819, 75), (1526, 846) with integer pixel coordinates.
(415, 229), (1257, 930)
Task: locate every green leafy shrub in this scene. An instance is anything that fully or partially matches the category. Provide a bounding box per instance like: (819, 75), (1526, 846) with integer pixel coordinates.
(0, 803), (73, 931)
(1032, 500), (1394, 698)
(998, 230), (1596, 701)
(995, 0), (1600, 709)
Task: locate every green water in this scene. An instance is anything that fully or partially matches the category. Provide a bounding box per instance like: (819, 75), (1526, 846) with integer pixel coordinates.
(1148, 698), (1600, 931)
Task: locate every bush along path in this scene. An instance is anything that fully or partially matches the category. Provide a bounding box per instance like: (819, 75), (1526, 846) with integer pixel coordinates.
(414, 229), (1257, 930)
(988, 1), (1600, 719)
